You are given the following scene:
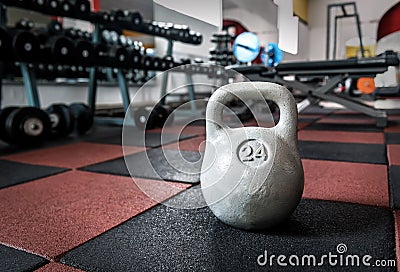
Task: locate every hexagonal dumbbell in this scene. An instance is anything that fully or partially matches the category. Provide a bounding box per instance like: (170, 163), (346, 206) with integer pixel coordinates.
(3, 107), (51, 146)
(46, 104), (75, 138)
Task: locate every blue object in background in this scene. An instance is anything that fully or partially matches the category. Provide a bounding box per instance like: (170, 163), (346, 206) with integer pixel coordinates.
(267, 43), (284, 67)
(233, 32), (260, 63)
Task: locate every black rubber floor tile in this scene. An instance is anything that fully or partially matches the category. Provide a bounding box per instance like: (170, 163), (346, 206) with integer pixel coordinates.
(81, 125), (122, 141)
(298, 117), (319, 123)
(298, 141), (387, 164)
(80, 148), (202, 183)
(302, 106), (335, 115)
(90, 126), (195, 148)
(0, 137), (74, 157)
(0, 244), (48, 271)
(0, 160), (69, 189)
(326, 113), (369, 119)
(385, 133), (400, 144)
(186, 118), (247, 128)
(389, 166), (400, 209)
(305, 122), (383, 132)
(61, 190), (396, 272)
(187, 119), (206, 126)
(0, 125), (122, 156)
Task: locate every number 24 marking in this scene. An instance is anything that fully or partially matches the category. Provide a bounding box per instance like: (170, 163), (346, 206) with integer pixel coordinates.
(240, 145), (266, 162)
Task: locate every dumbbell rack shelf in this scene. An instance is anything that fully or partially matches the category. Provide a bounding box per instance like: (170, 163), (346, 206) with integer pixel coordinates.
(0, 1), (204, 127)
(0, 1), (202, 45)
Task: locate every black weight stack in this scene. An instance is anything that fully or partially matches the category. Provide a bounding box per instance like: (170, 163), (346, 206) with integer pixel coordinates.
(11, 29), (41, 62)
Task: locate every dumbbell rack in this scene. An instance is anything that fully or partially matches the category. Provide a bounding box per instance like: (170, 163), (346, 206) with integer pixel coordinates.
(209, 32), (235, 67)
(0, 4), (42, 109)
(157, 39), (199, 117)
(0, 1), (204, 126)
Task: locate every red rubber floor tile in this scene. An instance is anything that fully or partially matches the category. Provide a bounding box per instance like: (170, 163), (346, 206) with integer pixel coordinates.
(317, 117), (377, 125)
(394, 211), (400, 270)
(333, 110), (360, 115)
(298, 130), (384, 144)
(302, 159), (389, 207)
(163, 136), (206, 152)
(297, 122), (311, 130)
(2, 142), (145, 169)
(388, 145), (400, 166)
(35, 262), (84, 272)
(389, 115), (400, 121)
(0, 171), (190, 259)
(386, 124), (400, 133)
(298, 114), (323, 119)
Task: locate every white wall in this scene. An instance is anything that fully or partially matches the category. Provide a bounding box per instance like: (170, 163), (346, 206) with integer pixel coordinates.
(283, 21), (310, 61)
(153, 3), (220, 59)
(154, 0), (222, 28)
(308, 0), (398, 60)
(6, 7), (50, 27)
(153, 0), (222, 59)
(223, 0), (398, 61)
(1, 82), (160, 108)
(223, 2), (310, 61)
(152, 2), (222, 100)
(223, 6), (278, 46)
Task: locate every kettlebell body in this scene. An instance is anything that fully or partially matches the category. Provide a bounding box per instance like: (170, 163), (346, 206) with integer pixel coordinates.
(200, 82), (304, 230)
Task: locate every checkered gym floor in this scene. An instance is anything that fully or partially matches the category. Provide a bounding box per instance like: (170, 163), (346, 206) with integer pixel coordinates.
(0, 106), (400, 271)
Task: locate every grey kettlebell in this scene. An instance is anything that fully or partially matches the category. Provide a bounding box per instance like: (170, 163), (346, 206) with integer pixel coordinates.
(200, 82), (304, 230)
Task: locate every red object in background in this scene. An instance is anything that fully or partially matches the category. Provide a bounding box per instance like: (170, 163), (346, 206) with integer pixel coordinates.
(223, 19), (263, 64)
(223, 19), (249, 37)
(91, 0), (100, 11)
(377, 2), (400, 41)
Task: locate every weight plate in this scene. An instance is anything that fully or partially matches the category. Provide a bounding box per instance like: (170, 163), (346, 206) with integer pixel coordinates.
(152, 57), (161, 70)
(46, 104), (75, 138)
(133, 106), (154, 130)
(50, 36), (75, 61)
(127, 50), (142, 66)
(109, 46), (129, 67)
(73, 0), (90, 14)
(143, 55), (153, 69)
(69, 103), (94, 135)
(133, 104), (172, 130)
(159, 104), (174, 127)
(94, 43), (109, 65)
(152, 104), (167, 128)
(0, 107), (19, 144)
(47, 20), (63, 36)
(75, 39), (94, 64)
(60, 0), (72, 15)
(5, 107), (51, 146)
(111, 9), (124, 21)
(127, 11), (142, 25)
(12, 31), (40, 61)
(119, 35), (127, 47)
(75, 29), (84, 38)
(46, 0), (59, 12)
(109, 31), (119, 45)
(101, 29), (111, 43)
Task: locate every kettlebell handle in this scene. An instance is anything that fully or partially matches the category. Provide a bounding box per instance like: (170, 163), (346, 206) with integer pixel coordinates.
(206, 82), (298, 140)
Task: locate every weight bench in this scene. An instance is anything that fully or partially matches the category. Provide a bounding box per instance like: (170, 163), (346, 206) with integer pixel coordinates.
(229, 51), (400, 127)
